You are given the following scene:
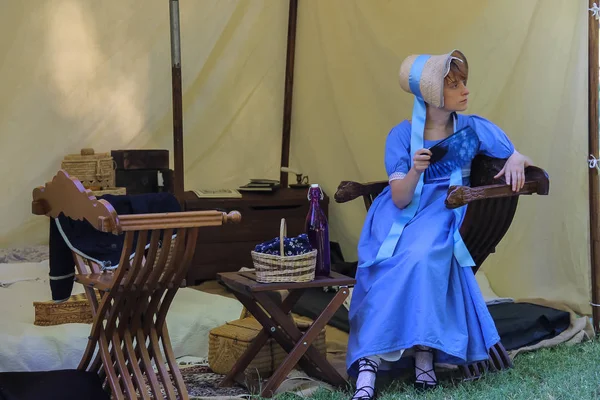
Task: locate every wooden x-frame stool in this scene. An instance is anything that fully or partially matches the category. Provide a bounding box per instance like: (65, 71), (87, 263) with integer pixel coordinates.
(217, 271), (355, 398)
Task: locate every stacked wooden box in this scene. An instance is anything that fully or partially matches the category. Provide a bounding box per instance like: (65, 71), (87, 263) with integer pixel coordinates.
(111, 149), (174, 195)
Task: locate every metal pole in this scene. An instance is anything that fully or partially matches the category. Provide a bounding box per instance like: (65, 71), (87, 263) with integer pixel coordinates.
(279, 0), (298, 188)
(170, 0), (185, 205)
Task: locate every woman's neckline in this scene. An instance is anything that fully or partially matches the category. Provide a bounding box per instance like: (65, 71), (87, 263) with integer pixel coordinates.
(405, 112), (458, 142)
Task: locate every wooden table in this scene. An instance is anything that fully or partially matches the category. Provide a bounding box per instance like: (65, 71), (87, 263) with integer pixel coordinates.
(216, 271), (355, 398)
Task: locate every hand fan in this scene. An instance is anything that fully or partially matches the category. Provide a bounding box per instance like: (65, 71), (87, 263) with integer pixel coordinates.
(424, 126), (480, 181)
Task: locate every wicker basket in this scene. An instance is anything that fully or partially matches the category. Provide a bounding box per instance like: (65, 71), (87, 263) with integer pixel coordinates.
(61, 148), (116, 190)
(33, 292), (101, 326)
(251, 219), (317, 283)
(91, 187), (127, 197)
(208, 316), (326, 378)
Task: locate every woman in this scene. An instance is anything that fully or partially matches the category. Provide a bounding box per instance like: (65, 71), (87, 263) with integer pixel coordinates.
(347, 50), (532, 398)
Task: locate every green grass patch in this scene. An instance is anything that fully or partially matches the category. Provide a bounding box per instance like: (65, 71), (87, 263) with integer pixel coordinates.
(274, 340), (600, 400)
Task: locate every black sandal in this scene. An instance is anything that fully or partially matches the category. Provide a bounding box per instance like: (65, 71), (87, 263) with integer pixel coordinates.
(350, 358), (378, 400)
(413, 347), (438, 391)
(351, 386), (377, 400)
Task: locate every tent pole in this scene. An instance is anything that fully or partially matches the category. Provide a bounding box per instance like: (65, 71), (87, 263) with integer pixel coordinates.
(279, 0), (298, 188)
(169, 0), (185, 204)
(588, 0), (599, 334)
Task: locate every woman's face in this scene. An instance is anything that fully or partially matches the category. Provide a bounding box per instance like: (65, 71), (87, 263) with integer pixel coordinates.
(443, 77), (469, 112)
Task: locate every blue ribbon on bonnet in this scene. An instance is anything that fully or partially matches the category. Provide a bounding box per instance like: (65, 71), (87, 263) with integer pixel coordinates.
(359, 55), (475, 269)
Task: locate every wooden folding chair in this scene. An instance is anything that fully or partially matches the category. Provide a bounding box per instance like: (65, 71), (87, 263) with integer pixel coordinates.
(32, 170), (241, 400)
(334, 155), (550, 380)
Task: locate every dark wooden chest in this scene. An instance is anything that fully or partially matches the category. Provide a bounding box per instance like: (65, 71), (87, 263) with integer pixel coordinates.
(111, 150), (169, 170)
(111, 150), (173, 195)
(183, 188), (329, 285)
(114, 169), (174, 195)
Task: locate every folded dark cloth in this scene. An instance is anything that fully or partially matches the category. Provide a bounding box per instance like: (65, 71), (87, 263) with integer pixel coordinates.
(488, 302), (571, 350)
(254, 233), (312, 256)
(49, 192), (181, 300)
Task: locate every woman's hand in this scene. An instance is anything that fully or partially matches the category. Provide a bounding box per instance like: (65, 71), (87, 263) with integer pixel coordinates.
(494, 150), (533, 192)
(412, 149), (432, 173)
(390, 148), (432, 209)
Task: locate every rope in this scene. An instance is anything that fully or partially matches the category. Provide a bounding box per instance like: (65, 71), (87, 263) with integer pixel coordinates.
(55, 219), (176, 272)
(55, 219), (118, 271)
(588, 155), (600, 171)
(590, 3), (600, 19)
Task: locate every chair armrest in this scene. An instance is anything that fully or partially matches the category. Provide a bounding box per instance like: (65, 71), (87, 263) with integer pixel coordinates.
(334, 180), (389, 203)
(335, 163), (549, 210)
(445, 165), (549, 209)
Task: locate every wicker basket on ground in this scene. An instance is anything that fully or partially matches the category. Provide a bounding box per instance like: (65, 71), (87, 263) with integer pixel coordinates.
(208, 316), (326, 378)
(34, 291), (101, 326)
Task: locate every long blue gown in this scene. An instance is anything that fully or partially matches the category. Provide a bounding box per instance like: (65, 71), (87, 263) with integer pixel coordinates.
(346, 113), (515, 376)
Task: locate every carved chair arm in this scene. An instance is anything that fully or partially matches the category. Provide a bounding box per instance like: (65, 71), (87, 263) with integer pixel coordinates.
(334, 181), (389, 204)
(334, 165), (549, 210)
(32, 170), (242, 234)
(445, 165), (549, 209)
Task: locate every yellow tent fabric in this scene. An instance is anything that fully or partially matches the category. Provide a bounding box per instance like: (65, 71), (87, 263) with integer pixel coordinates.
(0, 0), (289, 244)
(0, 0), (591, 314)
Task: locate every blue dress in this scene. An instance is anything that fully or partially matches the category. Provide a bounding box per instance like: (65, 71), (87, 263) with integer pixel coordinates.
(346, 113), (515, 376)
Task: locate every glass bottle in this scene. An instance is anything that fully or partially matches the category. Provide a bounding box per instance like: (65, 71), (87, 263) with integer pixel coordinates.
(305, 184), (331, 276)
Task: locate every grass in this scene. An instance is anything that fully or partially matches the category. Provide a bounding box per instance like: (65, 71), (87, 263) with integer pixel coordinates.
(275, 340), (600, 400)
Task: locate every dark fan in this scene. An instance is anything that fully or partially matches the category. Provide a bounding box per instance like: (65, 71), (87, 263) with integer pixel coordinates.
(424, 126), (480, 181)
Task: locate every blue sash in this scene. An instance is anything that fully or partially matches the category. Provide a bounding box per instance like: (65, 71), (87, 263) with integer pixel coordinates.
(359, 55), (474, 269)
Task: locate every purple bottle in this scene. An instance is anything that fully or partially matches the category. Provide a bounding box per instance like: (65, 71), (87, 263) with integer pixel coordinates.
(305, 184), (331, 277)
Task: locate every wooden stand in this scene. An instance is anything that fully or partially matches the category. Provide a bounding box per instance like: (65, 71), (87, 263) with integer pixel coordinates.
(217, 271), (354, 398)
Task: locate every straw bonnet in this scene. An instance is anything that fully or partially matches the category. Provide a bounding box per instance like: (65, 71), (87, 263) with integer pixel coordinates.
(398, 49), (468, 108)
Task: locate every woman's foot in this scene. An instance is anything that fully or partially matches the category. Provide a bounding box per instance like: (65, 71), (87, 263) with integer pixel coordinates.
(413, 346), (437, 390)
(351, 357), (379, 400)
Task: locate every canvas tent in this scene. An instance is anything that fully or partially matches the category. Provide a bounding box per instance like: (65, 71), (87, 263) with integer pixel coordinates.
(0, 0), (593, 319)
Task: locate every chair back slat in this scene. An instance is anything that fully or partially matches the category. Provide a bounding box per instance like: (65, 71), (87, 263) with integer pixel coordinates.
(460, 197), (519, 273)
(133, 230), (162, 288)
(146, 228), (174, 289)
(123, 230), (149, 289)
(174, 228), (199, 285)
(159, 228), (186, 287)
